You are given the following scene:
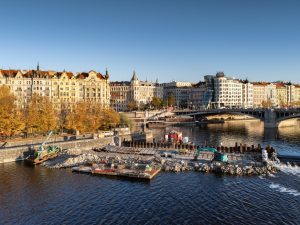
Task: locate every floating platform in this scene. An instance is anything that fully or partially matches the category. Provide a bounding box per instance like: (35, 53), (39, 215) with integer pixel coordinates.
(71, 166), (93, 173)
(71, 164), (161, 180)
(92, 168), (161, 180)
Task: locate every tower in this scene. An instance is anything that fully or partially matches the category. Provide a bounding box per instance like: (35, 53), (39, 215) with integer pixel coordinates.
(105, 67), (109, 78)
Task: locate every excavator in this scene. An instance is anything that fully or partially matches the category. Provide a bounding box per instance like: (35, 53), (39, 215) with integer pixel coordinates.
(25, 131), (61, 165)
(194, 146), (228, 162)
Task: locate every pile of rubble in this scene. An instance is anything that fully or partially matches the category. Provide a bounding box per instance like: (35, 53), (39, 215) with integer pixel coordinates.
(43, 148), (278, 176)
(154, 155), (278, 175)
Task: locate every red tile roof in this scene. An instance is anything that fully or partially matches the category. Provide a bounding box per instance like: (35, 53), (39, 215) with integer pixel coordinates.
(0, 69), (19, 77)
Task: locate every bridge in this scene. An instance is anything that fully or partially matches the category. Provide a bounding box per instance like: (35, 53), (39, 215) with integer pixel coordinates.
(174, 108), (300, 128)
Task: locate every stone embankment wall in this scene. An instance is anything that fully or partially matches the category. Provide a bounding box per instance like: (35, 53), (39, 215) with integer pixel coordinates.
(0, 137), (113, 164)
(1, 134), (94, 148)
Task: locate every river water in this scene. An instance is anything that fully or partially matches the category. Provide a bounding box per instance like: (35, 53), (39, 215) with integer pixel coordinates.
(0, 121), (300, 225)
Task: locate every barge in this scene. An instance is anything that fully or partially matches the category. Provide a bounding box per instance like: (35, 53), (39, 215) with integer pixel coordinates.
(72, 163), (161, 180)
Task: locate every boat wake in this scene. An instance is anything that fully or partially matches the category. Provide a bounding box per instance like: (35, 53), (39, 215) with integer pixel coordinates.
(269, 183), (300, 197)
(275, 163), (300, 177)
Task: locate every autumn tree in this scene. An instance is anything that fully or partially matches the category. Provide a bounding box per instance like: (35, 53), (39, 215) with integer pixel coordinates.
(64, 102), (120, 133)
(58, 102), (72, 133)
(99, 108), (120, 130)
(25, 94), (58, 135)
(127, 100), (138, 111)
(261, 99), (272, 108)
(64, 101), (94, 133)
(0, 85), (25, 138)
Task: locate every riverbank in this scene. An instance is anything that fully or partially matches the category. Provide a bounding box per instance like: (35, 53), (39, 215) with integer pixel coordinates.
(0, 137), (113, 164)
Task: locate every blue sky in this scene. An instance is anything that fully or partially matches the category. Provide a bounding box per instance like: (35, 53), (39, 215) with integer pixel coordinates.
(0, 0), (299, 83)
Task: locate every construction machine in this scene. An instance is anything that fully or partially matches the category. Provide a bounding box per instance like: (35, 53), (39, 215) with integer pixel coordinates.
(25, 131), (61, 165)
(194, 146), (228, 162)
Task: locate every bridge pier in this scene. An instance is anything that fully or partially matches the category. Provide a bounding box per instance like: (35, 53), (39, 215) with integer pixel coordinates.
(264, 110), (278, 128)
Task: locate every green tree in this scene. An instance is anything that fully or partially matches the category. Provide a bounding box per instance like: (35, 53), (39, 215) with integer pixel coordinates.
(151, 96), (163, 109)
(167, 93), (176, 107)
(0, 85), (25, 138)
(119, 113), (134, 130)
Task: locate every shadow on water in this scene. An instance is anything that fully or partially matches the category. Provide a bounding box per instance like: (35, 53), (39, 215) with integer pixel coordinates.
(72, 171), (153, 184)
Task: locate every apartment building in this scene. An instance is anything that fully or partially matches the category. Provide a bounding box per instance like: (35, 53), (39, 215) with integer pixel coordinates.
(0, 67), (110, 110)
(252, 82), (277, 108)
(295, 85), (300, 104)
(163, 81), (193, 108)
(242, 80), (253, 108)
(110, 71), (163, 111)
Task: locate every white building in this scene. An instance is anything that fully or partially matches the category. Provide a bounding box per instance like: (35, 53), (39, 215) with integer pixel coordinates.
(213, 72), (243, 108)
(110, 71), (163, 111)
(242, 80), (253, 108)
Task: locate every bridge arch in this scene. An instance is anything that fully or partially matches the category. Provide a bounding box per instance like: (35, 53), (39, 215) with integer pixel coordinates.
(186, 111), (264, 121)
(277, 114), (300, 127)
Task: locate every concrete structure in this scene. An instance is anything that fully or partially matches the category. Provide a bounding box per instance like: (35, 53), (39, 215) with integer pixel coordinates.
(110, 71), (163, 111)
(0, 65), (110, 110)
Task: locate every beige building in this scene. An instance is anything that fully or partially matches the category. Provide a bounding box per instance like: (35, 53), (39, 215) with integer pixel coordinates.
(275, 82), (299, 107)
(252, 81), (300, 108)
(252, 82), (277, 108)
(0, 67), (110, 110)
(163, 81), (193, 108)
(110, 71), (163, 111)
(295, 85), (300, 105)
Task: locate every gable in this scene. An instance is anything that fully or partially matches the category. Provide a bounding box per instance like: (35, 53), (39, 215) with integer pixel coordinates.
(16, 71), (23, 79)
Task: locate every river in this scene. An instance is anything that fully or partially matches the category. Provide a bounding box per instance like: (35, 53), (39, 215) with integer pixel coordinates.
(0, 120), (299, 225)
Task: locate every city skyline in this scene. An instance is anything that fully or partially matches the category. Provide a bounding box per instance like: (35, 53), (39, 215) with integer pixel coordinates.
(1, 0), (300, 83)
(1, 65), (299, 84)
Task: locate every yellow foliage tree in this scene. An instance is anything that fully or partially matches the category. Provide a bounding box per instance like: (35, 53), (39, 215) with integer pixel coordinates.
(25, 94), (58, 135)
(0, 85), (25, 138)
(64, 102), (98, 133)
(261, 99), (273, 108)
(64, 102), (120, 133)
(99, 108), (120, 130)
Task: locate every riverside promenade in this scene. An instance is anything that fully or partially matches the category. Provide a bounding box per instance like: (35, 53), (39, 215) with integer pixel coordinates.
(0, 135), (114, 163)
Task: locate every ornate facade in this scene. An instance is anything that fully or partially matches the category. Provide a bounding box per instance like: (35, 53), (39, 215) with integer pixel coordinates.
(110, 71), (163, 111)
(0, 66), (110, 110)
